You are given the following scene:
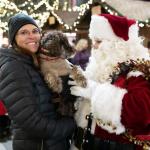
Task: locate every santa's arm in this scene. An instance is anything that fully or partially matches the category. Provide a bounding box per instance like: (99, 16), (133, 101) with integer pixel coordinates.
(70, 79), (127, 134)
(90, 72), (150, 134)
(91, 82), (127, 134)
(70, 71), (150, 135)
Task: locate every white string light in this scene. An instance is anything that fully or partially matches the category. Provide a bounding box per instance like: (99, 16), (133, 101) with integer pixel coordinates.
(102, 2), (150, 28)
(0, 0), (149, 32)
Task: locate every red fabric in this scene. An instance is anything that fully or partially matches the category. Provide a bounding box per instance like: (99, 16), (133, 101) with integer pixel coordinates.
(94, 75), (150, 149)
(0, 100), (7, 115)
(136, 135), (150, 141)
(100, 14), (136, 41)
(113, 75), (126, 88)
(122, 76), (150, 130)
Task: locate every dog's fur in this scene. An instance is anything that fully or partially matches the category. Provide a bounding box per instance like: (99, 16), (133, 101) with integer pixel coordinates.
(38, 31), (86, 116)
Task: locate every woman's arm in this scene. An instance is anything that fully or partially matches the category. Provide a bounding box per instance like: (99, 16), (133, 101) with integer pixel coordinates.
(0, 61), (76, 139)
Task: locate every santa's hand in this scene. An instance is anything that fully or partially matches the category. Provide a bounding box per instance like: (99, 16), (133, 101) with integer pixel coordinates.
(69, 65), (87, 88)
(70, 86), (90, 98)
(70, 79), (97, 99)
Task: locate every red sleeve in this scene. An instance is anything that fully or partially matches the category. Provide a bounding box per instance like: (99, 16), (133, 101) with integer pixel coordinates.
(0, 100), (7, 115)
(121, 76), (150, 130)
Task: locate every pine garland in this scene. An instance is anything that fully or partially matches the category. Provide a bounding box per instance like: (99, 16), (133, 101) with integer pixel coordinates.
(124, 131), (150, 150)
(110, 59), (150, 83)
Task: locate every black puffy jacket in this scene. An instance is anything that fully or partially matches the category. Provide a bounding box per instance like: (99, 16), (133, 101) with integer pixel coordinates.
(0, 48), (76, 150)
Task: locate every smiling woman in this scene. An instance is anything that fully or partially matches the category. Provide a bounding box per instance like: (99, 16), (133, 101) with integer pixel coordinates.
(15, 24), (41, 54)
(0, 13), (76, 150)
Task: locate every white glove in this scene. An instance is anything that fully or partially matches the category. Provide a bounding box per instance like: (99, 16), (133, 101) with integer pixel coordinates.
(70, 79), (98, 99)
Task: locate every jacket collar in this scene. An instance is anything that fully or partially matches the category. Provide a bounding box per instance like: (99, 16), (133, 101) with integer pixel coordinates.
(0, 47), (33, 65)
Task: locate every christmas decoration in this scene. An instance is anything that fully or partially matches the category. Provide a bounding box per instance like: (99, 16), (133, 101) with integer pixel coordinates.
(0, 0), (149, 32)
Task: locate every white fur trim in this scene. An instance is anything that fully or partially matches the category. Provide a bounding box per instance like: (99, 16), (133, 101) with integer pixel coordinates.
(128, 24), (139, 41)
(91, 83), (127, 134)
(89, 15), (120, 41)
(70, 143), (78, 150)
(0, 144), (6, 150)
(89, 15), (139, 42)
(127, 71), (144, 79)
(74, 98), (96, 134)
(74, 99), (90, 128)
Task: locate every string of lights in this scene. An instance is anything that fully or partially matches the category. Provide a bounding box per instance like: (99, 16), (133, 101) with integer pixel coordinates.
(101, 1), (150, 28)
(0, 0), (149, 33)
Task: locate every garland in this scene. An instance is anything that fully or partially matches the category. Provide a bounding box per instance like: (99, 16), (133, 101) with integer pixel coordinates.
(124, 131), (150, 150)
(110, 59), (150, 83)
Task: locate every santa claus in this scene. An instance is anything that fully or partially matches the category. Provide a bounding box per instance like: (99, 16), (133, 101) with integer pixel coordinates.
(70, 14), (150, 150)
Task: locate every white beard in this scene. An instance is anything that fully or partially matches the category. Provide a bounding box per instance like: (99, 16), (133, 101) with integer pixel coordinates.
(85, 39), (149, 83)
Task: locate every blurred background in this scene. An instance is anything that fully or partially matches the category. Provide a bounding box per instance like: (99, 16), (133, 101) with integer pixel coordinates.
(0, 0), (150, 49)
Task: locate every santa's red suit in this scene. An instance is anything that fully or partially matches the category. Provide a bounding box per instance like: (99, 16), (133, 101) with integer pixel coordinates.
(71, 14), (150, 150)
(94, 72), (150, 150)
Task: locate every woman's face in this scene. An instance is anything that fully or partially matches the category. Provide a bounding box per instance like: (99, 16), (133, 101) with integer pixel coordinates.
(15, 24), (41, 54)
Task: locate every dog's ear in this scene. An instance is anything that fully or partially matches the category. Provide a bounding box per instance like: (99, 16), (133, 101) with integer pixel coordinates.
(60, 34), (75, 58)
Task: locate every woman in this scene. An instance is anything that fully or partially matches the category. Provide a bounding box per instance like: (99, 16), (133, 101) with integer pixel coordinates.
(0, 13), (76, 150)
(70, 39), (91, 70)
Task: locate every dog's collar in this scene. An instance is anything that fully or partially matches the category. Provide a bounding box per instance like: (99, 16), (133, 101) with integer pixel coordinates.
(39, 53), (64, 61)
(39, 48), (51, 56)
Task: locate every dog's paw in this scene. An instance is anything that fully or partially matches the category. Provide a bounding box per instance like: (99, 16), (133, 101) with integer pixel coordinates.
(71, 65), (87, 88)
(45, 73), (62, 93)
